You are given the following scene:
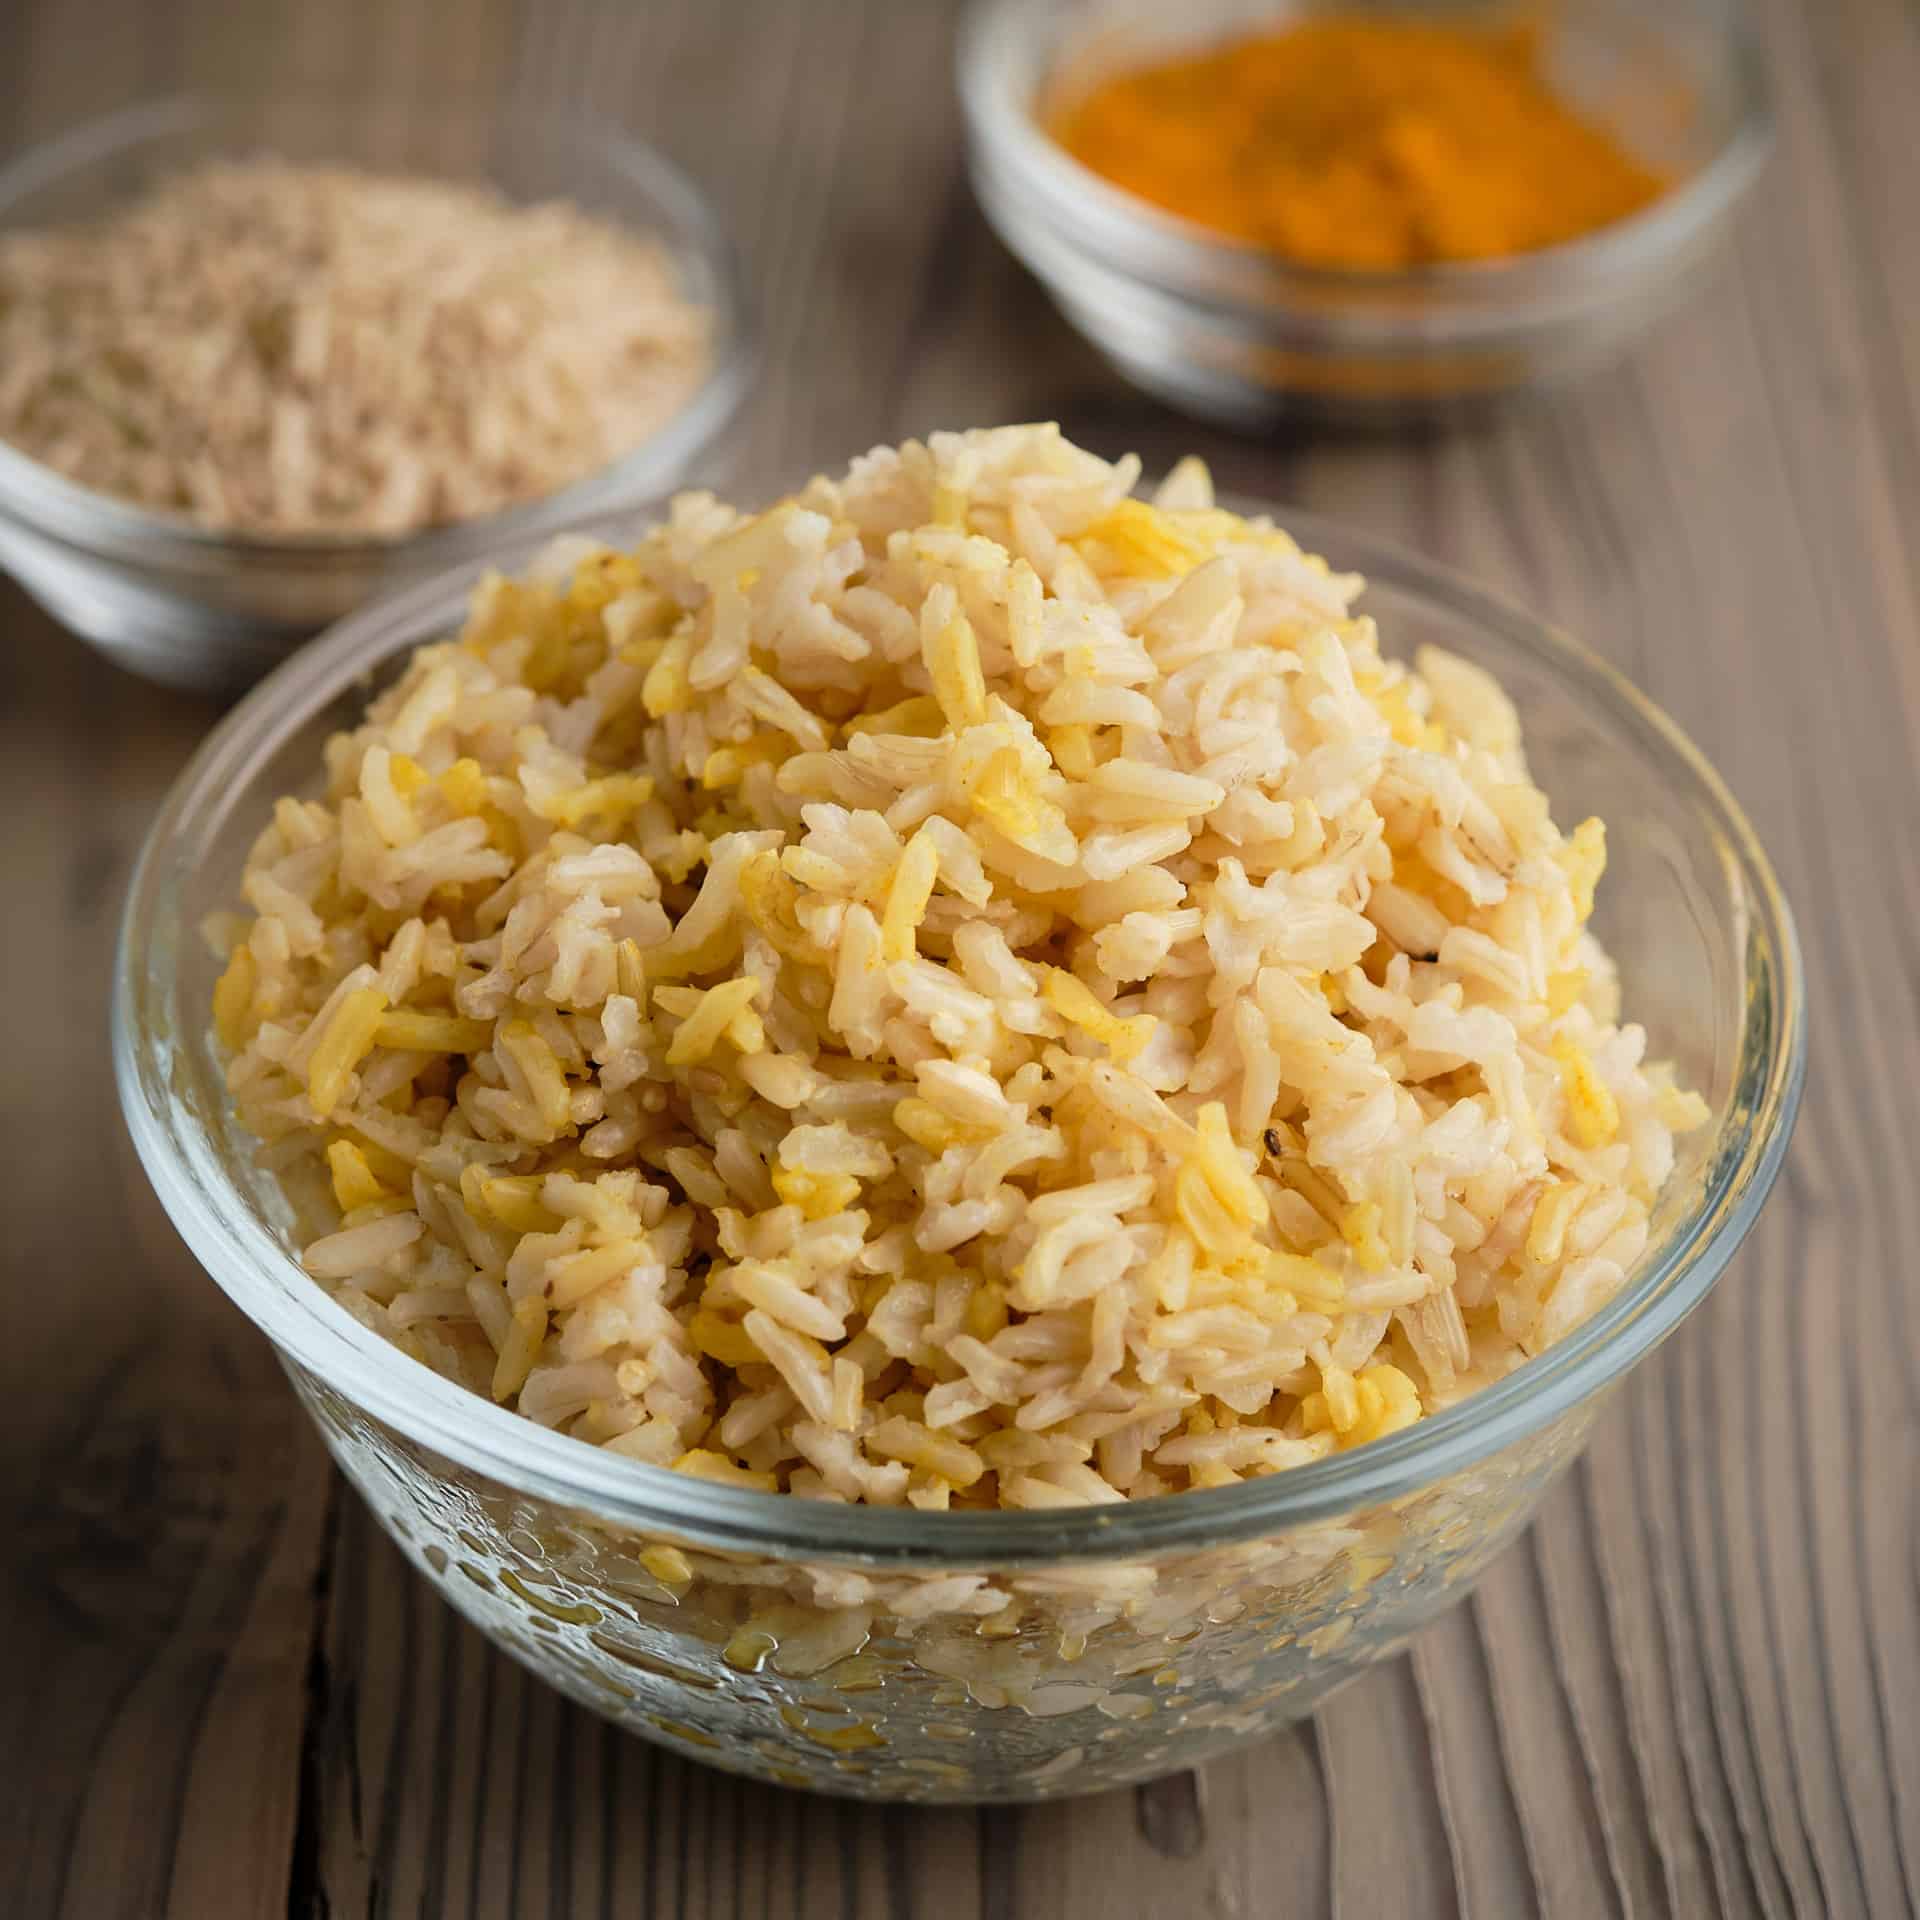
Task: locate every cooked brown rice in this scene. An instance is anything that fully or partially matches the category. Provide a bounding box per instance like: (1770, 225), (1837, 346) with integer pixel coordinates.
(211, 425), (1706, 1509)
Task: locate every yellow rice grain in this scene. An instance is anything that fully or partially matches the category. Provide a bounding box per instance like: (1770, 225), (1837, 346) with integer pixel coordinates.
(492, 1297), (549, 1401)
(665, 978), (762, 1066)
(926, 610), (989, 732)
(880, 831), (940, 964)
(1552, 1036), (1621, 1148)
(771, 1166), (861, 1221)
(1559, 818), (1607, 922)
(497, 1022), (574, 1133)
(373, 1010), (493, 1053)
(326, 1139), (390, 1212)
(307, 987), (389, 1119)
(212, 946), (258, 1050)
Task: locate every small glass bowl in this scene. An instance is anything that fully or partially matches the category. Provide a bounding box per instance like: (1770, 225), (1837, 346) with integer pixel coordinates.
(0, 96), (754, 691)
(115, 508), (1802, 1800)
(959, 0), (1772, 424)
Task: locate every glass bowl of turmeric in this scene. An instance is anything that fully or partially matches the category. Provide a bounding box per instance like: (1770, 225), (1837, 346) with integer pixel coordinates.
(959, 0), (1771, 422)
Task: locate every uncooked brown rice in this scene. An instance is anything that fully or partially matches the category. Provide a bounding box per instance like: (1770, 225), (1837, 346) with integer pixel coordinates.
(211, 425), (1706, 1509)
(0, 160), (709, 535)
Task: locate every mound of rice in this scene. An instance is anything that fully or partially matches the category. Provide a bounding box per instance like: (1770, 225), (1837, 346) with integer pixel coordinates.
(212, 425), (1705, 1510)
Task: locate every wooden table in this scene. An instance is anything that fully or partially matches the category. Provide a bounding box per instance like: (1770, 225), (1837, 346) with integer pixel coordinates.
(3, 0), (1914, 1913)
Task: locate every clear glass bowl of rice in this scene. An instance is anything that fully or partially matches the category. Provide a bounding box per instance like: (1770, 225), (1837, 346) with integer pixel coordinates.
(0, 95), (753, 691)
(959, 0), (1772, 423)
(116, 447), (1801, 1802)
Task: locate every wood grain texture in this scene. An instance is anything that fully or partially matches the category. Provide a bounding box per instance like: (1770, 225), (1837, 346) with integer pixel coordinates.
(0, 0), (1913, 1914)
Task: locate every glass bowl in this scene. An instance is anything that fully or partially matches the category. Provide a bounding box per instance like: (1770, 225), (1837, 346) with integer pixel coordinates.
(958, 0), (1772, 424)
(114, 504), (1802, 1801)
(0, 96), (754, 692)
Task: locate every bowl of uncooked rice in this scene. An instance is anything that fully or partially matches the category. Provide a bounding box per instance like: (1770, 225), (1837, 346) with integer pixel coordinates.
(119, 425), (1801, 1800)
(0, 96), (750, 688)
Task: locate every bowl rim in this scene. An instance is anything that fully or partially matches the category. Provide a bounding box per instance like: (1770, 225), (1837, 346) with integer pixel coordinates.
(0, 92), (757, 564)
(956, 0), (1775, 308)
(114, 500), (1804, 1568)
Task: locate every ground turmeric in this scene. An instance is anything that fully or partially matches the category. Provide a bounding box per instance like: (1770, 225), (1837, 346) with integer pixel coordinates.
(1051, 17), (1668, 271)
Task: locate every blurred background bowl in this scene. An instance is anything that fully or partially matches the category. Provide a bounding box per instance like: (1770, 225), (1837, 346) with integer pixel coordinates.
(0, 94), (755, 692)
(959, 0), (1771, 426)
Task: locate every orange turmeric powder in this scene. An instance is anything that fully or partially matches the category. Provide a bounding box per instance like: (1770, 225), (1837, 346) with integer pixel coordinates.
(1051, 17), (1668, 270)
